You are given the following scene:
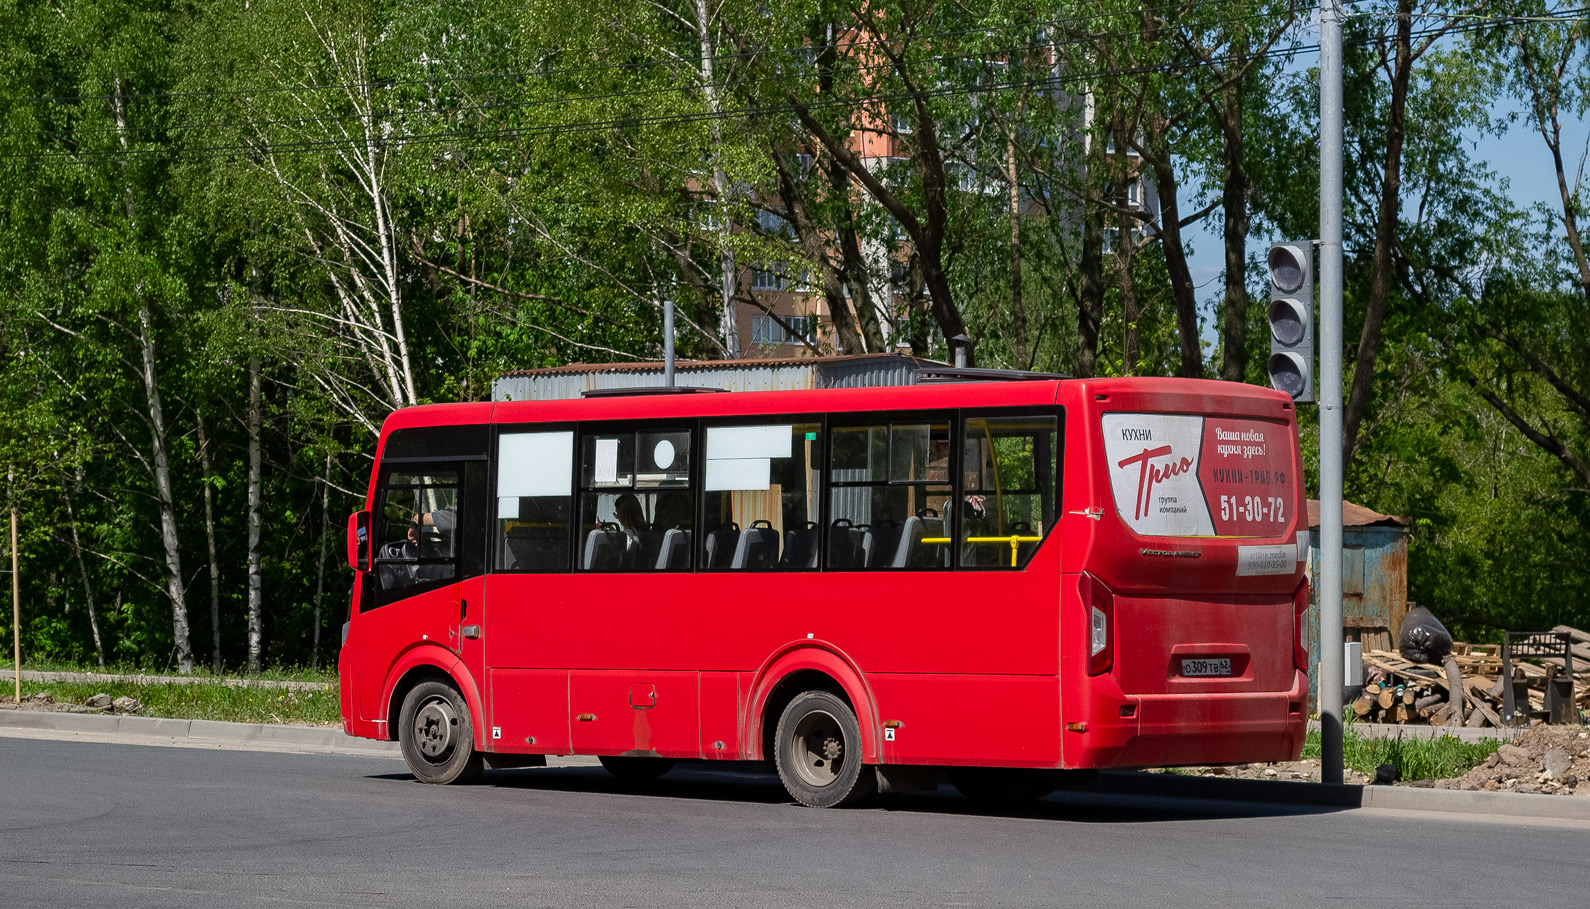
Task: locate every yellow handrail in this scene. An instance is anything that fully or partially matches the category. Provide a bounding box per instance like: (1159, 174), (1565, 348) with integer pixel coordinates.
(919, 534), (1042, 567)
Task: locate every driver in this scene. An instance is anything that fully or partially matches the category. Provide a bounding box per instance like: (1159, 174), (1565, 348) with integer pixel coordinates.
(408, 508), (457, 550)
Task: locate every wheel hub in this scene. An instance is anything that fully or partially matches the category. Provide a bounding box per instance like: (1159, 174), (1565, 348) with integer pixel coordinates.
(821, 736), (843, 761)
(789, 709), (846, 788)
(413, 697), (458, 761)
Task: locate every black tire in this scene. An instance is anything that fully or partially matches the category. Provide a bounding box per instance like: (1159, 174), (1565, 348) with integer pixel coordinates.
(598, 755), (677, 781)
(948, 767), (1059, 806)
(398, 680), (484, 785)
(774, 690), (877, 808)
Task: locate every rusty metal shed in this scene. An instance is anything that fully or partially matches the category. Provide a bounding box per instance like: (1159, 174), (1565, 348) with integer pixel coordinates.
(1304, 499), (1410, 703)
(491, 353), (936, 401)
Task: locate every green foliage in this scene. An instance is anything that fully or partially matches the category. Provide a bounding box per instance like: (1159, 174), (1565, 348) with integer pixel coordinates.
(0, 0), (1587, 673)
(15, 679), (340, 725)
(1302, 727), (1502, 781)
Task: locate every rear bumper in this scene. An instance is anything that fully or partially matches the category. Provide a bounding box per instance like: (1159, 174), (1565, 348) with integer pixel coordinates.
(1065, 670), (1308, 769)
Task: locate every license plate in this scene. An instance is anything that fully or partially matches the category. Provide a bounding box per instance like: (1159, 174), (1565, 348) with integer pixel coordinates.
(1181, 658), (1232, 677)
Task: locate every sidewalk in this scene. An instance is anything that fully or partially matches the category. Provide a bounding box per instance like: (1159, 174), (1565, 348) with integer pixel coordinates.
(0, 706), (392, 756)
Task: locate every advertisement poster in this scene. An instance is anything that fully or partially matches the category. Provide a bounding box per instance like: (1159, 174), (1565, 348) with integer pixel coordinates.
(1101, 413), (1295, 539)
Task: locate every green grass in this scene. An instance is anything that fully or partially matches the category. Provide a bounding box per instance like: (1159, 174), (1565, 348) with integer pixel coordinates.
(0, 658), (338, 685)
(8, 679), (341, 726)
(1302, 727), (1502, 781)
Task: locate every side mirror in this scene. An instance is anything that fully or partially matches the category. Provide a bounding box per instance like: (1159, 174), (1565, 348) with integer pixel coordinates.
(347, 511), (371, 572)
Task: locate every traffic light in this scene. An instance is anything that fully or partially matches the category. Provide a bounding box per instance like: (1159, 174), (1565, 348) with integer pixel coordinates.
(1266, 242), (1314, 402)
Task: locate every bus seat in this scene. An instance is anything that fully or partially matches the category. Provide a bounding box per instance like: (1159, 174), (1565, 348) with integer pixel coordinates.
(827, 519), (861, 568)
(730, 523), (779, 570)
(504, 529), (568, 572)
(582, 528), (623, 571)
(634, 530), (665, 570)
(892, 516), (946, 568)
(780, 522), (819, 569)
(863, 521), (902, 568)
(704, 524), (739, 569)
(654, 529), (692, 570)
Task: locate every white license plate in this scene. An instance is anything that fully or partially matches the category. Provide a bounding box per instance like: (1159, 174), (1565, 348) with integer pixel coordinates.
(1181, 658), (1232, 677)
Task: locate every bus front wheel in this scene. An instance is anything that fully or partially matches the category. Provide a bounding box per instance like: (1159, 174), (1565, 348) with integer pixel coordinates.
(398, 680), (484, 785)
(774, 691), (876, 808)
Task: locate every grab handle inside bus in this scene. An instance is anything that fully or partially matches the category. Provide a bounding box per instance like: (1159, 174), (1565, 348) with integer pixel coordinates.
(347, 511), (371, 572)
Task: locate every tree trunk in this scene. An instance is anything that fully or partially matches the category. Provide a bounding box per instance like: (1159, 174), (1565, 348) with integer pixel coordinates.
(63, 485), (104, 667)
(1077, 194), (1105, 378)
(783, 78), (968, 361)
(137, 304), (193, 674)
(1218, 79), (1252, 383)
(1518, 32), (1590, 309)
(246, 355), (264, 673)
(312, 453), (331, 671)
(1113, 120), (1141, 375)
(1008, 129), (1030, 369)
(1343, 0), (1413, 462)
(196, 410), (223, 672)
(772, 155), (864, 353)
(693, 0), (740, 358)
(1141, 113), (1204, 379)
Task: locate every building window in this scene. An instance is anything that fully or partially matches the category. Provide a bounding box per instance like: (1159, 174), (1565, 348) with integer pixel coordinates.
(751, 314), (814, 346)
(757, 209), (793, 238)
(752, 264), (786, 291)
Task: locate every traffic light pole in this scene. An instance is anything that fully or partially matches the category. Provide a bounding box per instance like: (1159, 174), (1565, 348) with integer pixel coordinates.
(1317, 0), (1346, 785)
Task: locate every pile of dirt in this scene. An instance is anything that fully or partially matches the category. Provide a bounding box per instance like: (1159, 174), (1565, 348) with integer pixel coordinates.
(1430, 727), (1590, 795)
(0, 691), (143, 715)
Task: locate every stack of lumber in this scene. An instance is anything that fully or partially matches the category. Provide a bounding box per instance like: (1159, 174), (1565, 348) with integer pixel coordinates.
(1352, 625), (1590, 728)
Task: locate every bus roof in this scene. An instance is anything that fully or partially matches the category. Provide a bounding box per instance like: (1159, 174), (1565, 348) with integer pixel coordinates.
(378, 377), (1294, 439)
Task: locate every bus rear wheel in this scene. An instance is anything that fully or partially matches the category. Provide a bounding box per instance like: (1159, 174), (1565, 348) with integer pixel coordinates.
(948, 768), (1059, 806)
(598, 756), (676, 781)
(399, 680), (484, 785)
(774, 691), (876, 808)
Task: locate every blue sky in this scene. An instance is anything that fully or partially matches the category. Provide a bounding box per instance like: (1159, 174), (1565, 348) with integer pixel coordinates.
(1183, 47), (1587, 350)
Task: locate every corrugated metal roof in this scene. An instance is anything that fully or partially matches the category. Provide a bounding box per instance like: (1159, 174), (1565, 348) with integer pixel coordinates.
(496, 353), (932, 377)
(492, 353), (939, 402)
(1307, 499), (1409, 528)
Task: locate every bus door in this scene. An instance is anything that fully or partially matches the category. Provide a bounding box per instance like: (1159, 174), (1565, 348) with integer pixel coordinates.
(362, 460), (488, 724)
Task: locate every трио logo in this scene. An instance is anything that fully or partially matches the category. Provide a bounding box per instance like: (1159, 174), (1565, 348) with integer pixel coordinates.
(1116, 445), (1195, 521)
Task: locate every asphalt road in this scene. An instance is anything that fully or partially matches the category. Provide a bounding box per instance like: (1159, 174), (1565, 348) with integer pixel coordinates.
(1, 736), (1585, 909)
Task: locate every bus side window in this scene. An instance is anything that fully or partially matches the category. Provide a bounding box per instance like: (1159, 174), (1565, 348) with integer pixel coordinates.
(497, 431), (574, 572)
(960, 414), (1059, 569)
(370, 468), (460, 606)
(577, 428), (694, 572)
(702, 423), (822, 571)
(828, 419), (952, 570)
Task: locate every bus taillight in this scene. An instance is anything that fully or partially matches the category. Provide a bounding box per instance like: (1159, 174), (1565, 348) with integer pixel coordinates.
(1081, 573), (1114, 676)
(1293, 581), (1310, 674)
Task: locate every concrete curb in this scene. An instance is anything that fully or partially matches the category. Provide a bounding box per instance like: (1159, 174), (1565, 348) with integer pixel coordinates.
(9, 669), (327, 692)
(0, 707), (395, 754)
(1095, 771), (1590, 821)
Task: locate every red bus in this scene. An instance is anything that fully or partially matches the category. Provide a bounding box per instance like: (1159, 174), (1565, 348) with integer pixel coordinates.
(340, 375), (1309, 807)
